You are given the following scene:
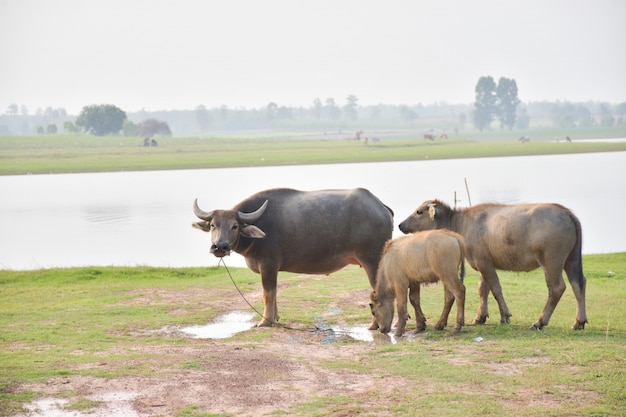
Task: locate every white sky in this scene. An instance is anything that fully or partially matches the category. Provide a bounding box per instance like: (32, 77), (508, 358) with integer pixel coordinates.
(1, 0), (625, 115)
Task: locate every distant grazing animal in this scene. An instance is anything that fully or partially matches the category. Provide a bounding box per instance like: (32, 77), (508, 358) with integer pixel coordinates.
(424, 133), (436, 140)
(369, 230), (466, 337)
(192, 188), (394, 327)
(518, 136), (530, 143)
(398, 200), (587, 330)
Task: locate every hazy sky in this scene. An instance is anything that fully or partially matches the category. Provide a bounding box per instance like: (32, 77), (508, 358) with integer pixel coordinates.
(1, 0), (624, 115)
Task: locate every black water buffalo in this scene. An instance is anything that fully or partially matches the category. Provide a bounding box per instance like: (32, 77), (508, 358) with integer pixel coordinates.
(398, 200), (588, 330)
(192, 188), (394, 327)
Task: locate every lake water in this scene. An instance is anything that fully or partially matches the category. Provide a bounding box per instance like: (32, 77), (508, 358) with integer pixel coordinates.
(1, 151), (625, 270)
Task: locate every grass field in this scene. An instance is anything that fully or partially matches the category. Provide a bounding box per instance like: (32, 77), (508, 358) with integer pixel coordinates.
(1, 127), (625, 175)
(1, 253), (624, 416)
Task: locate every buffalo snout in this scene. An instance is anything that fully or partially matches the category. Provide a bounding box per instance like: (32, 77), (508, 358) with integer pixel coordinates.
(210, 242), (231, 257)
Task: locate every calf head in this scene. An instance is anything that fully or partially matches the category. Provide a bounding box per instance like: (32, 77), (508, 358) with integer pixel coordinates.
(192, 199), (268, 257)
(399, 199), (446, 234)
(369, 291), (394, 334)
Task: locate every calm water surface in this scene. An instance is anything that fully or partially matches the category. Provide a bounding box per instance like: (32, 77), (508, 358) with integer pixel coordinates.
(1, 152), (625, 270)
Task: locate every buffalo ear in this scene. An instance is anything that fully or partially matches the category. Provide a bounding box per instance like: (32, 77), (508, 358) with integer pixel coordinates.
(370, 290), (378, 302)
(240, 224), (266, 239)
(192, 221), (211, 232)
(428, 204), (437, 221)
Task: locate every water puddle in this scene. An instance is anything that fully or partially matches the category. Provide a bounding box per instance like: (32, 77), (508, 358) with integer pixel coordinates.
(17, 392), (140, 417)
(180, 311), (257, 339)
(314, 317), (398, 344)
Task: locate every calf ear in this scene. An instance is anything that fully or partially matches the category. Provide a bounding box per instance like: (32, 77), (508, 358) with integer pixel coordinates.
(428, 204), (437, 221)
(241, 224), (266, 239)
(192, 221), (211, 232)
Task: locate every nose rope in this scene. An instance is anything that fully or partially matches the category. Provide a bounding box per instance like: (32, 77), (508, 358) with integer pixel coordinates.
(217, 258), (309, 332)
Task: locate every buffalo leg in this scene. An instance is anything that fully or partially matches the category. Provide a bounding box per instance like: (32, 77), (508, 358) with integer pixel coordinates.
(530, 265), (566, 330)
(408, 283), (426, 332)
(473, 276), (490, 324)
(476, 267), (511, 325)
(564, 259), (588, 330)
(363, 258), (382, 330)
(259, 269), (279, 327)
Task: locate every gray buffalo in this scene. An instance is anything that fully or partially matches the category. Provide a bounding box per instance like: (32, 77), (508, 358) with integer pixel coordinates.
(192, 188), (394, 327)
(398, 200), (587, 330)
(370, 230), (466, 337)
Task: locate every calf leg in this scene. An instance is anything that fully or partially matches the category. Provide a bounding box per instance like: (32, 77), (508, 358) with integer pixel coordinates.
(435, 287), (455, 330)
(408, 283), (426, 332)
(530, 264), (567, 330)
(394, 285), (410, 337)
(259, 269), (279, 327)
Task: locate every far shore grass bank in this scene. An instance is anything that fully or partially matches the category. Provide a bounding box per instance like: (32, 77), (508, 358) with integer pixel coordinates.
(1, 127), (625, 175)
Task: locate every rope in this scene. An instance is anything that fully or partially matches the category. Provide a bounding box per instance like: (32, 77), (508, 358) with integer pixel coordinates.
(217, 258), (312, 333)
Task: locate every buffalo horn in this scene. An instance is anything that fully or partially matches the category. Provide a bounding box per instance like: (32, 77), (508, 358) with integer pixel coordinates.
(238, 200), (268, 223)
(193, 198), (214, 220)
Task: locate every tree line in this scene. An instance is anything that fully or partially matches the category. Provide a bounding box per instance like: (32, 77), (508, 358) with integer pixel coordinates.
(2, 78), (626, 136)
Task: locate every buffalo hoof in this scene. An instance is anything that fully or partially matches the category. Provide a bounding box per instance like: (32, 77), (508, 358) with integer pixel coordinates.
(451, 326), (462, 334)
(528, 323), (543, 330)
(572, 320), (587, 330)
(257, 318), (277, 327)
(434, 322), (446, 331)
(472, 315), (488, 325)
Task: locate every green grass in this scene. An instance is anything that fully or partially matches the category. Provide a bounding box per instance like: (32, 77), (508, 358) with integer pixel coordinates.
(1, 254), (625, 416)
(1, 127), (625, 175)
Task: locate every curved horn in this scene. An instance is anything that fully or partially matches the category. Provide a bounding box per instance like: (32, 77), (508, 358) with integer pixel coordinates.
(193, 198), (214, 220)
(238, 200), (268, 223)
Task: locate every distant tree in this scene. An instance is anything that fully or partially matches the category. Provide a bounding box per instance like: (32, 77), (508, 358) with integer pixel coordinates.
(6, 104), (18, 116)
(473, 76), (497, 130)
(343, 95), (359, 121)
(615, 102), (626, 118)
(369, 105), (381, 120)
(550, 102), (591, 128)
(324, 98), (341, 120)
(195, 105), (210, 131)
(312, 98), (323, 120)
(496, 77), (520, 129)
(122, 120), (140, 136)
(64, 120), (79, 133)
(76, 104), (127, 136)
(515, 108), (530, 130)
(46, 124), (57, 134)
(36, 126), (45, 134)
(265, 102), (278, 120)
(399, 105), (417, 122)
(139, 118), (172, 137)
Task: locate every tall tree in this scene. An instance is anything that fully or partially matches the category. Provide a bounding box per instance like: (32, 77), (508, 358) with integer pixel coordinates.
(343, 95), (359, 121)
(473, 76), (497, 130)
(496, 77), (520, 129)
(76, 104), (127, 136)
